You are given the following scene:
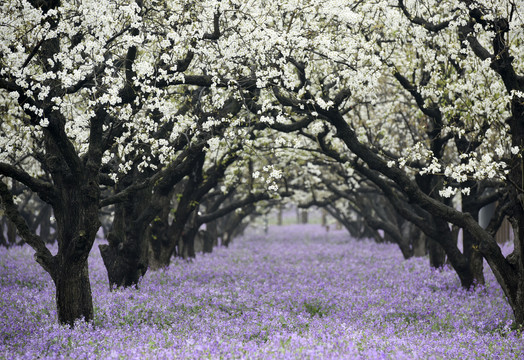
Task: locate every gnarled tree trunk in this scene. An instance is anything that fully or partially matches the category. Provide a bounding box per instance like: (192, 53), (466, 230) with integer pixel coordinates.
(54, 259), (93, 325)
(48, 173), (100, 325)
(462, 200), (485, 286)
(148, 197), (181, 269)
(427, 238), (446, 269)
(99, 196), (150, 288)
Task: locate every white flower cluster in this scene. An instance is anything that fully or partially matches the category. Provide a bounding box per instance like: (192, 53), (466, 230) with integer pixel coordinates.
(442, 152), (508, 184)
(439, 186), (472, 199)
(395, 142), (435, 170)
(252, 164), (283, 192)
(309, 121), (325, 136)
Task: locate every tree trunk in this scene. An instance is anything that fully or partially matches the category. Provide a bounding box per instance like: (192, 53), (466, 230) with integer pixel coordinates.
(148, 197), (187, 268)
(40, 205), (53, 244)
(323, 206), (358, 237)
(202, 230), (214, 253)
(148, 242), (174, 269)
(149, 160), (203, 267)
(179, 209), (199, 259)
(404, 221), (426, 257)
(465, 233), (485, 286)
(412, 233), (426, 257)
(395, 237), (413, 260)
(220, 207), (251, 247)
(427, 238), (446, 268)
(425, 219), (475, 289)
(99, 190), (150, 288)
(462, 225), (485, 285)
(0, 178), (98, 327)
(301, 209), (308, 224)
(462, 203), (485, 286)
(148, 211), (176, 269)
(506, 208), (524, 325)
(50, 176), (100, 326)
(0, 218), (7, 247)
(99, 226), (148, 289)
(54, 259), (93, 326)
(7, 217), (17, 245)
(365, 216), (412, 258)
(100, 241), (147, 288)
(182, 226), (198, 259)
(277, 205), (283, 226)
(207, 220), (219, 248)
(470, 96), (524, 324)
(428, 217), (476, 290)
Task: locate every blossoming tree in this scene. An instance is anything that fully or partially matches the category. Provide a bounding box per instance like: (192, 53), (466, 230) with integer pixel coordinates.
(0, 0), (256, 325)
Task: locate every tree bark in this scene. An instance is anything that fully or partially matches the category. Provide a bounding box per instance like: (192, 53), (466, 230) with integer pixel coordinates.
(101, 219), (150, 285)
(220, 205), (253, 247)
(201, 230), (214, 253)
(278, 205), (283, 226)
(412, 233), (427, 257)
(0, 218), (7, 247)
(149, 153), (208, 267)
(403, 221), (426, 257)
(39, 205), (52, 244)
(365, 215), (412, 259)
(147, 197), (177, 269)
(48, 175), (100, 326)
(427, 238), (446, 268)
(99, 177), (152, 289)
(182, 228), (197, 258)
(207, 220), (219, 248)
(462, 199), (485, 285)
(7, 217), (17, 245)
(181, 209), (199, 259)
(53, 259), (93, 325)
(301, 209), (308, 224)
(100, 147), (206, 281)
(147, 191), (190, 268)
(505, 96), (524, 325)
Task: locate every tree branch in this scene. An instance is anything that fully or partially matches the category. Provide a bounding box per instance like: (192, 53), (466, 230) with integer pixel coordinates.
(197, 192), (271, 225)
(99, 175), (157, 208)
(397, 0), (454, 32)
(203, 11), (221, 40)
(393, 71), (442, 120)
(0, 180), (55, 274)
(0, 163), (57, 205)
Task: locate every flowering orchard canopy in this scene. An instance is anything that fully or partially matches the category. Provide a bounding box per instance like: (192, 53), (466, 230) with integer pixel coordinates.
(0, 0), (248, 184)
(1, 0), (521, 190)
(226, 0), (523, 198)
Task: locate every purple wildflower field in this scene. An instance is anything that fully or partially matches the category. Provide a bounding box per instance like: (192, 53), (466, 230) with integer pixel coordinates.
(1, 224), (523, 359)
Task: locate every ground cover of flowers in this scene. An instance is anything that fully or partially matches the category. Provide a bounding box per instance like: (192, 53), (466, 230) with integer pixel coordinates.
(1, 224), (523, 359)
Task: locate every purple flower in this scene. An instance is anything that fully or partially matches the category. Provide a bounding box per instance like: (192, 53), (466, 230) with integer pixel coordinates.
(1, 224), (522, 359)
